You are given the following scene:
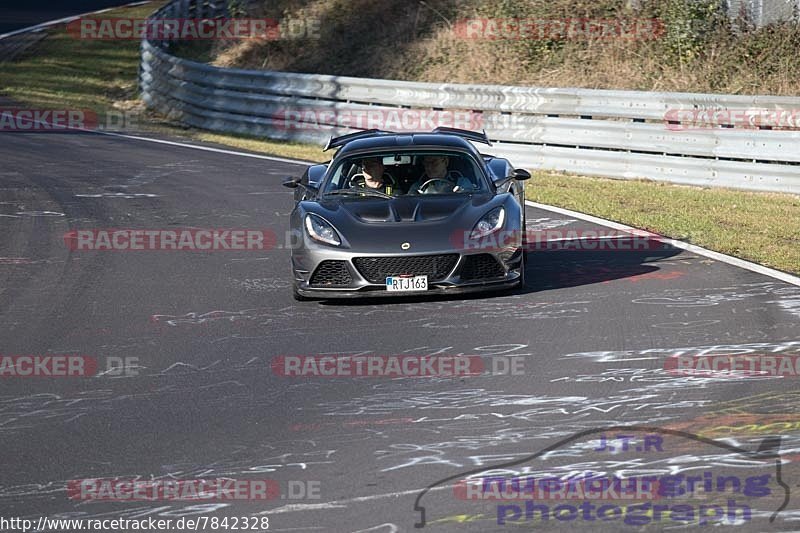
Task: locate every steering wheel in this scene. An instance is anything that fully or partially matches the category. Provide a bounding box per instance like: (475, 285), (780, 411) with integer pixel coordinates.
(417, 178), (455, 194)
(349, 171), (397, 188)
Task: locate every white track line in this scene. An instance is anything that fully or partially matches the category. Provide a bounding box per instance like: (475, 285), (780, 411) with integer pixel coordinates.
(0, 1), (151, 41)
(526, 200), (800, 287)
(0, 112), (316, 166)
(98, 130), (315, 165)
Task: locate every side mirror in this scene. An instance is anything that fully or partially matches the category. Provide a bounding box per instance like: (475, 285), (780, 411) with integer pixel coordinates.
(284, 176), (319, 202)
(306, 164), (328, 189)
(283, 176), (302, 189)
(513, 168), (532, 181)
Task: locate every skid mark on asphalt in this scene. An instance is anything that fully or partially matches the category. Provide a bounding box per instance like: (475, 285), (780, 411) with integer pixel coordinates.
(313, 388), (705, 421)
(652, 319), (722, 329)
(525, 217), (577, 230)
(561, 340), (800, 363)
(229, 278), (290, 292)
(631, 281), (800, 322)
(14, 211), (64, 217)
(75, 192), (159, 199)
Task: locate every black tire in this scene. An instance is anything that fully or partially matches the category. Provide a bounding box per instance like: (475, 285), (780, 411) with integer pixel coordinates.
(518, 210), (527, 289)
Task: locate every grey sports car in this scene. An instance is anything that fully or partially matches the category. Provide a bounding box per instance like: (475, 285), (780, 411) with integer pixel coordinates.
(282, 127), (531, 300)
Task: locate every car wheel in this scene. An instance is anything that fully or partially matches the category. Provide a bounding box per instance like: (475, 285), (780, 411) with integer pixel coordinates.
(518, 211), (527, 289)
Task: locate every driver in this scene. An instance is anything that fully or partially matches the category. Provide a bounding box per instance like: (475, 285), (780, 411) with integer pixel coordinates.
(350, 157), (396, 195)
(410, 155), (473, 194)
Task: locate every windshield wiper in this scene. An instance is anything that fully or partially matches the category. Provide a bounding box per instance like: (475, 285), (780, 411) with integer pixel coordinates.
(325, 188), (394, 199)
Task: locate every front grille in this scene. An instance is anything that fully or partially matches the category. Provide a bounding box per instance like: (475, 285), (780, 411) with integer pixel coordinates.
(460, 254), (506, 281)
(353, 254), (459, 284)
(309, 260), (353, 286)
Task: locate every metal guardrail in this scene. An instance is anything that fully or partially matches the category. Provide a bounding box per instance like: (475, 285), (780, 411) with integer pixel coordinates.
(140, 0), (800, 194)
(728, 0), (800, 26)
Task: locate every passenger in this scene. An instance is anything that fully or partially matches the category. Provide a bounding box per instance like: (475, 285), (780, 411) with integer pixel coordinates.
(351, 157), (396, 194)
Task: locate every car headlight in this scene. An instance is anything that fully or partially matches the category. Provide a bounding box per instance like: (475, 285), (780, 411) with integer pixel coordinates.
(304, 213), (341, 246)
(470, 207), (505, 239)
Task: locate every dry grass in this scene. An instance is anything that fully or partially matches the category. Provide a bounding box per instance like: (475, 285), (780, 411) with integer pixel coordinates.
(194, 132), (327, 162)
(206, 0), (800, 95)
(0, 2), (164, 115)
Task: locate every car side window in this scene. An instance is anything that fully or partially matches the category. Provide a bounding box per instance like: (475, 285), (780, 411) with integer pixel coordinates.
(326, 162), (350, 190)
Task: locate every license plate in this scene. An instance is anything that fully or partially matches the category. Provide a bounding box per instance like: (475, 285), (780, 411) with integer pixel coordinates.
(386, 275), (428, 292)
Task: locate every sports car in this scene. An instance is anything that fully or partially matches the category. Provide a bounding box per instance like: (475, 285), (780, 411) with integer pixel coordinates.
(282, 127), (531, 300)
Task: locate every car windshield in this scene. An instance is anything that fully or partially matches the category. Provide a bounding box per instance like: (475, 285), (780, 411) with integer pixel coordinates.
(322, 151), (487, 197)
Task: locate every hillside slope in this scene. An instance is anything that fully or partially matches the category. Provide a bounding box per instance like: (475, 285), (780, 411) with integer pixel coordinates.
(205, 0), (800, 95)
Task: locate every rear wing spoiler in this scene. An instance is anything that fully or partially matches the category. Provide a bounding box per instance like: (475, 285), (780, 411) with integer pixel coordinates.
(324, 127), (492, 152)
(323, 129), (391, 151)
(431, 127), (492, 146)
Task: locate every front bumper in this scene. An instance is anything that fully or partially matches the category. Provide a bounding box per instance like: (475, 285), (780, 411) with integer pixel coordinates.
(292, 249), (524, 299)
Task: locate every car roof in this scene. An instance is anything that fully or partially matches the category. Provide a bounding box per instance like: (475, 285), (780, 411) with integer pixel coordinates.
(333, 132), (485, 160)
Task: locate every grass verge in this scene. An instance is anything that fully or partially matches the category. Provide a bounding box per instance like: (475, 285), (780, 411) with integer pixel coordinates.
(526, 174), (800, 276)
(1, 2), (159, 116)
(194, 132), (327, 163)
(1, 2), (797, 276)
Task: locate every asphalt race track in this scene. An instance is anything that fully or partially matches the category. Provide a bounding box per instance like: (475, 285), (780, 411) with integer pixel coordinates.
(1, 130), (800, 532)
